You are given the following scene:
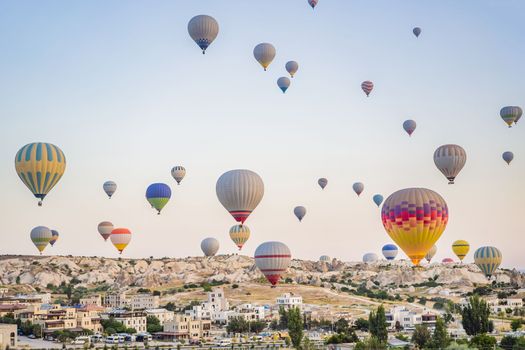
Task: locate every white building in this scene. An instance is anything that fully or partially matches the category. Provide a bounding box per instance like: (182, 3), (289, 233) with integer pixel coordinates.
(0, 324), (17, 350)
(185, 288), (229, 322)
(79, 294), (102, 307)
(103, 310), (147, 333)
(163, 314), (211, 340)
(229, 303), (266, 322)
(103, 292), (128, 308)
(129, 294), (159, 310)
(459, 297), (524, 314)
(145, 308), (175, 325)
(276, 293), (303, 310)
(385, 307), (437, 331)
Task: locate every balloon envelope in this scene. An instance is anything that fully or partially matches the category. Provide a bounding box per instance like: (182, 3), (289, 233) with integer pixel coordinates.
(382, 244), (398, 260)
(381, 188), (448, 265)
(353, 182), (364, 196)
(110, 228), (131, 254)
(442, 258), (454, 264)
(474, 246), (502, 278)
(254, 241), (291, 286)
(201, 237), (219, 257)
(500, 106), (521, 127)
(285, 61), (299, 78)
(363, 253), (378, 264)
(294, 206), (306, 222)
(434, 144), (467, 184)
(253, 43), (276, 71)
(318, 178), (328, 190)
(98, 221), (114, 241)
(216, 169), (264, 224)
(30, 226), (52, 254)
(15, 142), (66, 206)
(49, 230), (59, 247)
(452, 240), (470, 261)
(308, 0), (319, 9)
(103, 181), (117, 198)
(319, 255), (331, 262)
(277, 77), (290, 93)
(502, 151), (514, 165)
(425, 245), (437, 263)
(229, 225), (250, 250)
(373, 194), (384, 207)
(361, 81), (374, 97)
(171, 166), (186, 185)
(187, 15), (219, 54)
(413, 27), (421, 37)
(403, 120), (417, 136)
(146, 183), (172, 214)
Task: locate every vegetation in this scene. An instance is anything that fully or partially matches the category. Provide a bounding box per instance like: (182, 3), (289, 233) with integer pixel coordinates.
(368, 305), (387, 344)
(354, 337), (387, 350)
(354, 318), (369, 331)
(468, 334), (496, 349)
(325, 318), (358, 344)
(146, 316), (163, 333)
(511, 318), (523, 331)
(286, 307), (303, 349)
(411, 324), (431, 349)
(500, 335), (525, 349)
(101, 317), (136, 335)
(460, 295), (494, 336)
(427, 317), (450, 349)
(226, 317), (266, 334)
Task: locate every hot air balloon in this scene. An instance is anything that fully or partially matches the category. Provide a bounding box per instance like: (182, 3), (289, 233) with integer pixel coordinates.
(361, 81), (374, 97)
(15, 142), (66, 206)
(474, 246), (502, 278)
(187, 15), (219, 54)
(277, 77), (290, 93)
(433, 144), (467, 184)
(294, 206), (306, 222)
(373, 194), (384, 207)
(425, 245), (437, 263)
(500, 106), (521, 128)
(442, 258), (454, 264)
(146, 183), (172, 214)
(103, 181), (117, 199)
(363, 253), (378, 264)
(452, 240), (470, 262)
(502, 151), (514, 165)
(49, 230), (59, 247)
(254, 241), (291, 286)
(381, 188), (448, 266)
(413, 27), (421, 37)
(171, 166), (186, 185)
(319, 255), (331, 262)
(318, 178), (328, 190)
(308, 0), (319, 9)
(253, 43), (276, 71)
(353, 182), (364, 196)
(515, 106), (523, 124)
(216, 169), (264, 224)
(403, 120), (417, 136)
(30, 226), (52, 255)
(201, 237), (219, 257)
(285, 61), (299, 78)
(382, 244), (398, 260)
(229, 225), (250, 250)
(98, 221), (113, 241)
(110, 228), (131, 254)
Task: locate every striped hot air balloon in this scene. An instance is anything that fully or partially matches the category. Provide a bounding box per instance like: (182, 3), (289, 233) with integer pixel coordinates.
(277, 77), (290, 93)
(515, 106), (523, 124)
(254, 241), (291, 286)
(353, 182), (364, 196)
(442, 258), (454, 264)
(49, 230), (59, 247)
(373, 194), (384, 207)
(253, 43), (276, 71)
(425, 245), (437, 263)
(229, 225), (250, 250)
(146, 183), (172, 214)
(188, 15), (219, 54)
(318, 178), (328, 190)
(433, 144), (467, 184)
(319, 255), (331, 262)
(110, 228), (131, 254)
(363, 253), (378, 264)
(403, 120), (417, 136)
(171, 166), (186, 185)
(500, 106), (521, 128)
(103, 181), (117, 198)
(201, 237), (219, 257)
(382, 244), (398, 260)
(452, 240), (470, 262)
(381, 188), (448, 266)
(294, 206), (306, 222)
(474, 246), (502, 278)
(502, 151), (514, 165)
(15, 142), (66, 206)
(285, 61), (299, 78)
(98, 221), (114, 241)
(308, 0), (319, 9)
(216, 169), (264, 224)
(361, 81), (374, 97)
(30, 226), (52, 255)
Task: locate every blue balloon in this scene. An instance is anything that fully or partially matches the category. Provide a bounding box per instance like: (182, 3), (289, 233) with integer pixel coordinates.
(373, 194), (384, 207)
(145, 183), (172, 214)
(382, 244), (398, 260)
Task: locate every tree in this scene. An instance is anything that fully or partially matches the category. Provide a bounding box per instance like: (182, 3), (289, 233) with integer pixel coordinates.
(32, 324), (43, 338)
(164, 302), (176, 311)
(146, 316), (163, 334)
(411, 325), (430, 349)
(427, 317), (450, 349)
(368, 305), (387, 343)
(287, 307), (303, 349)
(511, 319), (523, 332)
(226, 317), (249, 334)
(469, 334), (496, 349)
(354, 337), (386, 350)
(334, 318), (349, 334)
(325, 332), (358, 344)
(278, 306), (288, 330)
(354, 318), (369, 332)
(500, 335), (518, 349)
(248, 320), (266, 334)
(461, 295), (494, 336)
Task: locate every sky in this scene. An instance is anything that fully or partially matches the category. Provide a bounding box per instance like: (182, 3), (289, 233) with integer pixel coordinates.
(0, 1), (523, 268)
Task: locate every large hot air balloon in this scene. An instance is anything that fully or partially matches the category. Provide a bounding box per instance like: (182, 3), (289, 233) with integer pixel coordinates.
(187, 15), (219, 54)
(413, 27), (421, 38)
(253, 43), (276, 71)
(433, 144), (467, 184)
(361, 81), (374, 97)
(30, 226), (52, 255)
(285, 61), (299, 78)
(229, 225), (250, 250)
(363, 253), (378, 264)
(318, 178), (328, 190)
(500, 106), (521, 128)
(319, 255), (331, 262)
(382, 244), (398, 261)
(294, 206), (306, 222)
(277, 77), (290, 93)
(442, 258), (454, 264)
(474, 246), (502, 278)
(103, 181), (117, 199)
(381, 188), (448, 266)
(201, 237), (219, 257)
(308, 0), (319, 9)
(515, 106), (523, 124)
(373, 194), (384, 207)
(171, 166), (186, 185)
(15, 142), (66, 206)
(403, 120), (417, 136)
(502, 151), (514, 165)
(254, 241), (291, 286)
(146, 183), (172, 214)
(110, 228), (131, 254)
(216, 169), (264, 224)
(425, 245), (437, 263)
(353, 182), (364, 196)
(452, 240), (470, 262)
(49, 230), (59, 247)
(98, 221), (113, 241)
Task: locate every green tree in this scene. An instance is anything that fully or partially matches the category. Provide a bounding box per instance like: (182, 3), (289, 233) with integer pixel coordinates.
(469, 334), (496, 349)
(411, 325), (430, 349)
(511, 319), (523, 332)
(146, 316), (163, 333)
(334, 318), (349, 334)
(164, 302), (176, 311)
(248, 320), (266, 334)
(354, 318), (369, 331)
(278, 306), (288, 330)
(427, 317), (450, 349)
(325, 332), (358, 344)
(287, 307), (303, 349)
(500, 335), (518, 349)
(368, 305), (387, 343)
(32, 324), (43, 338)
(354, 337), (386, 350)
(461, 295), (493, 336)
(227, 317), (249, 334)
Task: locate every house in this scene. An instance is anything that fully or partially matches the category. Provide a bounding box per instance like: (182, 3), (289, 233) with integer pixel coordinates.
(0, 324), (16, 350)
(145, 308), (174, 325)
(129, 294), (159, 310)
(385, 306), (438, 331)
(75, 304), (104, 333)
(276, 293), (303, 310)
(79, 295), (103, 307)
(163, 314), (211, 340)
(103, 292), (128, 309)
(185, 288), (229, 322)
(103, 310), (147, 333)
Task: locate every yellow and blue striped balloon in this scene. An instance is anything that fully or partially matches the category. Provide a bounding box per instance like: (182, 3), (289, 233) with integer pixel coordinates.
(474, 246), (502, 278)
(15, 143), (66, 206)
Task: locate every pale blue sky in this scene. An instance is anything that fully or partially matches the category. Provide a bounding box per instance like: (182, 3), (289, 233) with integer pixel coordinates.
(0, 1), (523, 267)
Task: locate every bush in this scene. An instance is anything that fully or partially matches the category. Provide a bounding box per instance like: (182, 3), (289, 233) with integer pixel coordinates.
(469, 334), (496, 349)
